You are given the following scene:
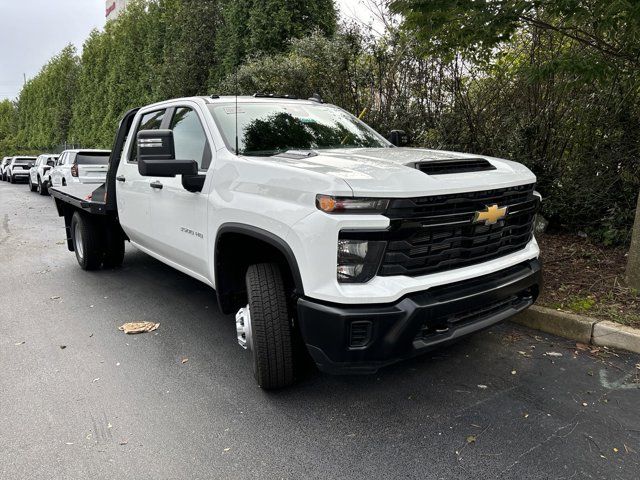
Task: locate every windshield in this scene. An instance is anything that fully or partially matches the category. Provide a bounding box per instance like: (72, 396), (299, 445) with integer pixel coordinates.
(208, 102), (390, 156)
(76, 152), (110, 165)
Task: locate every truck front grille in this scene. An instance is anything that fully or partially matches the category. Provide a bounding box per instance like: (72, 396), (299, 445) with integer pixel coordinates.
(379, 184), (538, 277)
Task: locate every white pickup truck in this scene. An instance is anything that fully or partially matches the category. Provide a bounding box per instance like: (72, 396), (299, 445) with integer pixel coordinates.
(50, 95), (541, 389)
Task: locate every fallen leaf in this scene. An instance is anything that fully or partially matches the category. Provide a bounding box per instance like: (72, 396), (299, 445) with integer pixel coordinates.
(582, 402), (588, 407)
(545, 352), (563, 357)
(466, 435), (476, 444)
(60, 345), (66, 350)
(50, 296), (60, 300)
(575, 342), (589, 351)
(181, 357), (189, 364)
(613, 448), (619, 453)
(524, 413), (529, 418)
(118, 322), (160, 334)
(92, 378), (100, 383)
(223, 447), (230, 452)
(511, 370), (517, 375)
(14, 341), (25, 346)
(65, 442), (74, 445)
(119, 439), (128, 446)
(477, 384), (488, 389)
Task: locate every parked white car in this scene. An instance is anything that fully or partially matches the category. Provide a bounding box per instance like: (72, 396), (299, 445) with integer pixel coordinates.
(6, 156), (37, 183)
(49, 149), (110, 187)
(28, 154), (59, 194)
(0, 157), (11, 181)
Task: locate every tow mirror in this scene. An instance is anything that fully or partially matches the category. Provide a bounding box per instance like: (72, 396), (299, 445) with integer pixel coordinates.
(388, 130), (410, 147)
(137, 129), (197, 178)
(137, 129), (175, 161)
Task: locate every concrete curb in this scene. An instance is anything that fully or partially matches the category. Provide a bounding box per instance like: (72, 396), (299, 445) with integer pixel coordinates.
(511, 305), (640, 355)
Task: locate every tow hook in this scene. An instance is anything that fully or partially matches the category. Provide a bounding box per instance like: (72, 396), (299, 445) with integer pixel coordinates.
(235, 305), (252, 350)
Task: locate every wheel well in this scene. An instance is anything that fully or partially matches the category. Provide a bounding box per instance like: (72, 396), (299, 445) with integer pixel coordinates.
(215, 229), (303, 314)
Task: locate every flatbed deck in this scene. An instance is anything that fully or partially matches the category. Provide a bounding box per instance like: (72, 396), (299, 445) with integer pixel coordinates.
(50, 183), (110, 215)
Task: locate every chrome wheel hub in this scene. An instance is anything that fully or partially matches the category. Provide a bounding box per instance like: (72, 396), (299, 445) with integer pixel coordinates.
(74, 224), (84, 260)
(235, 305), (252, 350)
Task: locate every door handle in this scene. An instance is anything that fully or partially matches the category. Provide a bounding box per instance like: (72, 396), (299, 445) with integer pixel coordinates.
(150, 181), (163, 190)
(116, 175), (126, 182)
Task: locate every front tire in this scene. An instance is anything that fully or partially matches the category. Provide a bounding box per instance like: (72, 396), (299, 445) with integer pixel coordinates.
(71, 212), (103, 270)
(245, 263), (295, 389)
(9, 174), (14, 184)
(29, 177), (37, 192)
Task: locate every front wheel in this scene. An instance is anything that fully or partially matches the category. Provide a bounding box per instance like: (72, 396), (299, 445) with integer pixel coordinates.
(29, 177), (37, 192)
(71, 212), (103, 270)
(8, 174), (13, 184)
(241, 263), (295, 389)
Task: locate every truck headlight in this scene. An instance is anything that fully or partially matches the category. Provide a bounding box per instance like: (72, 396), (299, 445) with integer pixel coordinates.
(317, 195), (389, 214)
(337, 239), (386, 283)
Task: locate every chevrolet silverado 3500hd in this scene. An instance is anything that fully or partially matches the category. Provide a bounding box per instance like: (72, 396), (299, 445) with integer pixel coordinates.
(50, 95), (541, 389)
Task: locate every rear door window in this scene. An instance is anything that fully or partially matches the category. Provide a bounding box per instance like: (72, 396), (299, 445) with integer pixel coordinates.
(129, 109), (166, 162)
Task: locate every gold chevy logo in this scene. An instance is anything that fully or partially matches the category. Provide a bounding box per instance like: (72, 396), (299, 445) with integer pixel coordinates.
(474, 204), (508, 226)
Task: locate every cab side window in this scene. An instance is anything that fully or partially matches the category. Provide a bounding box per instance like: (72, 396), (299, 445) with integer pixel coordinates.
(129, 109), (166, 163)
(170, 107), (212, 171)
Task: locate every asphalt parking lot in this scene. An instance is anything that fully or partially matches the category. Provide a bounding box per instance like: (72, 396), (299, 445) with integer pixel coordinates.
(1, 181), (639, 480)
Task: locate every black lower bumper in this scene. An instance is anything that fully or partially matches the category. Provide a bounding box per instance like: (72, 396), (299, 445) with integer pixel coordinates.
(297, 259), (541, 374)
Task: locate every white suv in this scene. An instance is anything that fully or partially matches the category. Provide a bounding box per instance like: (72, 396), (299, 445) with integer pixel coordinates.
(6, 156), (37, 183)
(28, 154), (59, 194)
(50, 149), (110, 187)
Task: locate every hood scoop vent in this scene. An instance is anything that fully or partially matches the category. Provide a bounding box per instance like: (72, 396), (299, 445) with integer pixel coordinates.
(416, 158), (496, 175)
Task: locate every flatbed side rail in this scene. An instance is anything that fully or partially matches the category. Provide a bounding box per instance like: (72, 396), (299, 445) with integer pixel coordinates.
(50, 185), (108, 216)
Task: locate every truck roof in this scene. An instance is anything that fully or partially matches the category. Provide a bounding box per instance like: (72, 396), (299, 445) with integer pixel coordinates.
(140, 95), (326, 111)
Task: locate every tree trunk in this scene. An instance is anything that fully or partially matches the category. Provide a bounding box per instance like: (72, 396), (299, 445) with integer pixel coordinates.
(627, 192), (640, 290)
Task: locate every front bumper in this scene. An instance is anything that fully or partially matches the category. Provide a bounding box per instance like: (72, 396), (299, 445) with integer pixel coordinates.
(297, 259), (541, 374)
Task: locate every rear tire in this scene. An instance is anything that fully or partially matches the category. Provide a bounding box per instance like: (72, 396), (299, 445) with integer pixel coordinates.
(245, 263), (295, 389)
(37, 178), (49, 196)
(71, 212), (103, 271)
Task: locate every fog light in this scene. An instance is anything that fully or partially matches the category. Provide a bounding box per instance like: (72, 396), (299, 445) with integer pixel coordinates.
(337, 239), (386, 283)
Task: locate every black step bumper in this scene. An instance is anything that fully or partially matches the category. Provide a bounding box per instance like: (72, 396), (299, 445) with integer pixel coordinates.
(297, 259), (541, 374)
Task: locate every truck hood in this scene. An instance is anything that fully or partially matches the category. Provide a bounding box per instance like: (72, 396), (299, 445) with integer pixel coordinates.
(250, 147), (536, 197)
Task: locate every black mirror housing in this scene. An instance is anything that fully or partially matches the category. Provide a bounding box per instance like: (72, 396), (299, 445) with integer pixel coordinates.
(182, 174), (206, 193)
(137, 129), (175, 161)
(137, 129), (198, 177)
(388, 130), (410, 147)
(138, 158), (198, 177)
